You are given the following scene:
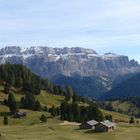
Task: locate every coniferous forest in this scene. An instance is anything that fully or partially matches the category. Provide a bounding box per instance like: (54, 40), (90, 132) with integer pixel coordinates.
(0, 63), (103, 123)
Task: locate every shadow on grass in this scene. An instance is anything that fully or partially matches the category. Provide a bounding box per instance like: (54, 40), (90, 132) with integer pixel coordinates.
(75, 128), (81, 130)
(0, 112), (11, 117)
(85, 129), (105, 134)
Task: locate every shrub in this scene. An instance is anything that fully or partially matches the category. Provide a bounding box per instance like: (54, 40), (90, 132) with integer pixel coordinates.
(40, 114), (47, 123)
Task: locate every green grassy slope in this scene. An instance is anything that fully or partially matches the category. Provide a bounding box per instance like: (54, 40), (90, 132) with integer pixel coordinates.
(1, 86), (140, 140)
(101, 109), (130, 122)
(0, 87), (140, 140)
(98, 100), (140, 117)
(35, 90), (64, 107)
(111, 100), (140, 116)
(0, 85), (64, 107)
(0, 85), (64, 126)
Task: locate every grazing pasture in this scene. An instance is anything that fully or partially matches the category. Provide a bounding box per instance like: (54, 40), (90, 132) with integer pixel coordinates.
(0, 120), (140, 140)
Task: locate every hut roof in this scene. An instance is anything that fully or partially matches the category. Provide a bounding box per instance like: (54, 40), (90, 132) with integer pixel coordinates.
(100, 120), (116, 128)
(87, 120), (98, 126)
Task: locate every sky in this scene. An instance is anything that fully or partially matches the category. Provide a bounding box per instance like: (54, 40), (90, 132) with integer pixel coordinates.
(0, 0), (140, 62)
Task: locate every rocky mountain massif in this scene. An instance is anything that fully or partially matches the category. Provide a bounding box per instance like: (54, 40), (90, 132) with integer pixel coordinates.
(0, 46), (140, 98)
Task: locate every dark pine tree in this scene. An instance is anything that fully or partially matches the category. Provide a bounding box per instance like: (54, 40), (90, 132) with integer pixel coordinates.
(65, 86), (73, 102)
(50, 106), (57, 117)
(21, 92), (36, 110)
(34, 100), (42, 111)
(3, 114), (8, 125)
(4, 83), (11, 94)
(7, 93), (18, 114)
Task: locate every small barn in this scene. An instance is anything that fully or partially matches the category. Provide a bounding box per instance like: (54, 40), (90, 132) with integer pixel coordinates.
(79, 120), (98, 129)
(14, 112), (27, 118)
(95, 120), (116, 132)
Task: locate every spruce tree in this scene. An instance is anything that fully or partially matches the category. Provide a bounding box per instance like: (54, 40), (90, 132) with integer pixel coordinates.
(60, 101), (67, 120)
(4, 83), (11, 94)
(3, 114), (8, 125)
(7, 93), (18, 114)
(50, 106), (57, 117)
(34, 100), (42, 111)
(23, 92), (36, 110)
(65, 86), (73, 102)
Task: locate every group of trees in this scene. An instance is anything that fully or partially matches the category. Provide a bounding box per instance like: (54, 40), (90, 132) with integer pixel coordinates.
(3, 84), (77, 116)
(3, 92), (43, 114)
(60, 101), (103, 123)
(20, 92), (41, 111)
(2, 113), (48, 125)
(58, 85), (105, 123)
(49, 106), (60, 117)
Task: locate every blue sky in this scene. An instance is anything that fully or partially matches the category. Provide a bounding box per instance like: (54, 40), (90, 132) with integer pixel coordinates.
(0, 0), (140, 62)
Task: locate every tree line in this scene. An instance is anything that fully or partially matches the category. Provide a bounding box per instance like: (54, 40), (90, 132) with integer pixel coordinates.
(0, 64), (64, 96)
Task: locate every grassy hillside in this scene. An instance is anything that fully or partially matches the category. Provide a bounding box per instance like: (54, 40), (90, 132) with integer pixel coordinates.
(101, 109), (130, 122)
(111, 100), (140, 116)
(0, 106), (50, 126)
(0, 84), (133, 123)
(1, 85), (140, 140)
(0, 85), (64, 107)
(35, 90), (65, 107)
(97, 100), (140, 117)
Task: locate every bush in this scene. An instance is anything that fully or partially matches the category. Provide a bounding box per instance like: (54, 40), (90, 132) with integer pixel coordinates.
(129, 117), (135, 124)
(43, 106), (48, 112)
(40, 114), (47, 123)
(34, 100), (42, 111)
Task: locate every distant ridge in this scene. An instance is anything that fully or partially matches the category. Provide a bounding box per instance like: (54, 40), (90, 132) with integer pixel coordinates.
(100, 72), (140, 99)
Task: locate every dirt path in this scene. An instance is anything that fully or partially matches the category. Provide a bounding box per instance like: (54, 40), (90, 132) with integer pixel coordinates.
(58, 121), (80, 126)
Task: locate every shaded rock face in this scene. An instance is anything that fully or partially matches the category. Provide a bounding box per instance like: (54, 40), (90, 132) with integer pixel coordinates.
(0, 46), (140, 98)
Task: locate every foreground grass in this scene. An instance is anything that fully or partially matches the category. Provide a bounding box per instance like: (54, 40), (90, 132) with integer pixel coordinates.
(1, 120), (140, 140)
(1, 104), (139, 140)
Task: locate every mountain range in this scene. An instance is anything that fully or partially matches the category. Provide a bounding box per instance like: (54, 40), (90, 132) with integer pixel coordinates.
(0, 46), (140, 98)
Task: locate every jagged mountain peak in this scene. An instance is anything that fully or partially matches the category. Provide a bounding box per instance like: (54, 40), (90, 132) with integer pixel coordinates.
(0, 46), (97, 55)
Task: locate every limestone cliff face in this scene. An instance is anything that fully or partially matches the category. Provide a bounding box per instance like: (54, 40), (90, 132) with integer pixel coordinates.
(0, 46), (139, 80)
